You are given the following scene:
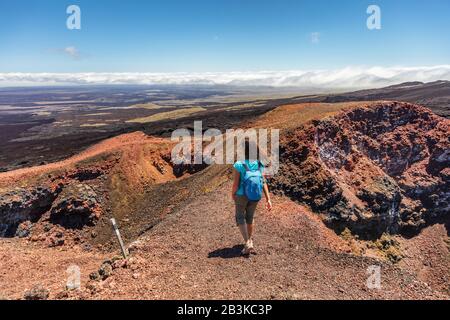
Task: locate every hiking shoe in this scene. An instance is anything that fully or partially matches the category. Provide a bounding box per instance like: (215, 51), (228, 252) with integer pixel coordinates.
(247, 239), (256, 255)
(241, 243), (250, 256)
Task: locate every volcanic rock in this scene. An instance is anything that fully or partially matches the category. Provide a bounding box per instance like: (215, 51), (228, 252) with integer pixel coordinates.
(270, 102), (449, 238)
(0, 186), (61, 237)
(49, 183), (101, 229)
(15, 221), (33, 238)
(23, 285), (50, 300)
(98, 262), (113, 280)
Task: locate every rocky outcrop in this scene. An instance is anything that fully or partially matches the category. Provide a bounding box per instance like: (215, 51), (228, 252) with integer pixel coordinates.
(270, 102), (449, 238)
(50, 183), (100, 229)
(0, 181), (100, 238)
(0, 186), (61, 237)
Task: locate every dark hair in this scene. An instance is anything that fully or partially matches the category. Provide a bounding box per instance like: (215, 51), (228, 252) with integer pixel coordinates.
(244, 139), (259, 161)
(243, 138), (271, 168)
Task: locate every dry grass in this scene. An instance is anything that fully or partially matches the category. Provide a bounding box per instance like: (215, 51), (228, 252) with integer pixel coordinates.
(373, 234), (403, 263)
(126, 107), (206, 123)
(80, 123), (108, 127)
(32, 111), (52, 116)
(221, 102), (264, 111)
(339, 227), (364, 256)
(128, 103), (173, 110)
(251, 102), (373, 130)
(83, 112), (112, 116)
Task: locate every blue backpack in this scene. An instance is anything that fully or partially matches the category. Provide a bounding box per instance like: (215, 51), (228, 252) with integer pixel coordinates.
(242, 161), (264, 201)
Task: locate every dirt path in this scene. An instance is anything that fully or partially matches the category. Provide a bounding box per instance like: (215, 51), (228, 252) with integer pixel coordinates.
(81, 182), (446, 300)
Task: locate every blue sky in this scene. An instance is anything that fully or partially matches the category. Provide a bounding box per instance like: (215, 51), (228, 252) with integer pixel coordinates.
(0, 0), (449, 73)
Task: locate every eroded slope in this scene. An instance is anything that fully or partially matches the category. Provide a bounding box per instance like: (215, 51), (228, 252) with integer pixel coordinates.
(0, 131), (208, 248)
(268, 101), (449, 237)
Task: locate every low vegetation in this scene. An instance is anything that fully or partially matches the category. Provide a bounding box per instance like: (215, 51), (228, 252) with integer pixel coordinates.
(126, 107), (206, 123)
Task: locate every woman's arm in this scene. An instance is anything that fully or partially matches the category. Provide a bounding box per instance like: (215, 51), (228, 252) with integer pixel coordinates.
(262, 170), (272, 211)
(231, 169), (240, 200)
(263, 182), (273, 211)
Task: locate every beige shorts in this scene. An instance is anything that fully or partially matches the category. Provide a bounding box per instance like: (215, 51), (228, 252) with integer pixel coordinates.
(235, 195), (259, 225)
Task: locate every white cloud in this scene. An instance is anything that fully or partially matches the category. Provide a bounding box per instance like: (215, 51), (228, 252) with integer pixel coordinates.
(63, 46), (80, 59)
(1, 65), (450, 89)
(53, 46), (83, 60)
(310, 32), (320, 44)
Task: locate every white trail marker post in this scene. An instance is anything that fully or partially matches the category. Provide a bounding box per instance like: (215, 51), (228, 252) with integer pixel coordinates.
(110, 218), (128, 259)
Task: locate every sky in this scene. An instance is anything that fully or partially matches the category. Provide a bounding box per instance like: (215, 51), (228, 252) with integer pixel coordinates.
(0, 0), (449, 87)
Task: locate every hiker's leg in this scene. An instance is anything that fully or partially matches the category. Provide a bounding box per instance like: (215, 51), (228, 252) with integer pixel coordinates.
(247, 223), (254, 240)
(245, 201), (258, 240)
(235, 196), (249, 242)
(238, 223), (250, 255)
(238, 224), (249, 242)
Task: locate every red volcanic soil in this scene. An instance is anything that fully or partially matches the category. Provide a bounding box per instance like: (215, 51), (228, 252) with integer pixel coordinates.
(43, 183), (447, 300)
(0, 238), (107, 300)
(0, 131), (174, 187)
(0, 101), (449, 300)
(1, 181), (447, 300)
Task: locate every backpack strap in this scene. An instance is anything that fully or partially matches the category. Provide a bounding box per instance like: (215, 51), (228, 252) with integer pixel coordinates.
(242, 161), (264, 172)
(258, 160), (264, 172)
(258, 161), (266, 184)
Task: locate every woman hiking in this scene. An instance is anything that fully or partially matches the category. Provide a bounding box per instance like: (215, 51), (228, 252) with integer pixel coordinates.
(232, 140), (272, 256)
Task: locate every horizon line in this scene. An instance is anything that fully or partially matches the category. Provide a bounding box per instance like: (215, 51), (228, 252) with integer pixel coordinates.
(1, 65), (450, 89)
